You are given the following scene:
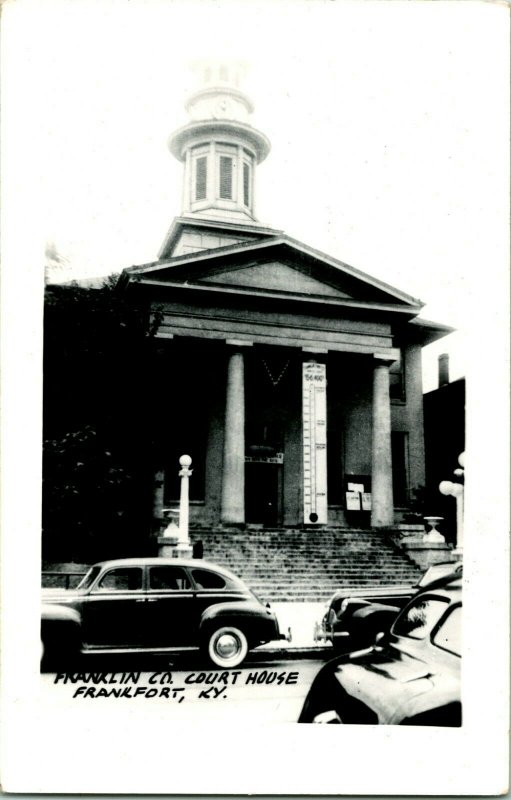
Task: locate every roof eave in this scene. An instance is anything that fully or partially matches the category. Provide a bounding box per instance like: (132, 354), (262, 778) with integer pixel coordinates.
(131, 234), (424, 309)
(408, 317), (455, 346)
(130, 276), (423, 315)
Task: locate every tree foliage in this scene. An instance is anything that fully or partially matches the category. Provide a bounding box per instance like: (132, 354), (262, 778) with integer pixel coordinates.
(43, 277), (162, 563)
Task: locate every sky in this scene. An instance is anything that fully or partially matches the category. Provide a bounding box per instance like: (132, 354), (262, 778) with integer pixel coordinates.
(1, 2), (510, 790)
(2, 0), (509, 394)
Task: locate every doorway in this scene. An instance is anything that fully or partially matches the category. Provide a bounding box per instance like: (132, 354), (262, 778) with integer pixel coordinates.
(245, 463), (282, 526)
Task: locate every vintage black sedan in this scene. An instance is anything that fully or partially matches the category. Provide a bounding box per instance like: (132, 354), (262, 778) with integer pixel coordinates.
(299, 566), (462, 725)
(313, 562), (462, 654)
(41, 558), (288, 668)
(314, 584), (414, 653)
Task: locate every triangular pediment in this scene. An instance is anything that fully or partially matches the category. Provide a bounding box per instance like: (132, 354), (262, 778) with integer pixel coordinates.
(122, 234), (424, 312)
(198, 261), (353, 299)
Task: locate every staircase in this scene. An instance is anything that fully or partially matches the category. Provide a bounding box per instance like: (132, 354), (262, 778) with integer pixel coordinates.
(189, 527), (422, 602)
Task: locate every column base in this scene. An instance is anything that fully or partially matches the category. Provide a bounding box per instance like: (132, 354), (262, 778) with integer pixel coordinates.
(400, 541), (456, 571)
(157, 534), (179, 558)
(157, 535), (194, 559)
(175, 543), (194, 559)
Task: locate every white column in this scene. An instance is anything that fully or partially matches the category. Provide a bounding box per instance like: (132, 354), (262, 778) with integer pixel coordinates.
(221, 343), (249, 523)
(236, 144), (244, 211)
(152, 469), (165, 521)
(177, 455), (192, 551)
(182, 149), (191, 212)
(371, 355), (394, 527)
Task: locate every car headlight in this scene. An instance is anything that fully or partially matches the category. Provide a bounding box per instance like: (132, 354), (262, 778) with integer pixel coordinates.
(313, 710), (342, 724)
(339, 598), (349, 615)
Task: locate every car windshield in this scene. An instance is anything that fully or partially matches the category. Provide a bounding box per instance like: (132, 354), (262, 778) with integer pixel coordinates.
(392, 596), (449, 640)
(76, 565), (101, 590)
(432, 605), (461, 656)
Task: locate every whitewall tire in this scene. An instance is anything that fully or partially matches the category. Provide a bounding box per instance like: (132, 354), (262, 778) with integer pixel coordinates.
(207, 626), (249, 668)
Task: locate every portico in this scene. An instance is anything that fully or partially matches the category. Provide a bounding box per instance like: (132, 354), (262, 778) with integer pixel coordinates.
(216, 342), (397, 528)
(118, 62), (450, 537)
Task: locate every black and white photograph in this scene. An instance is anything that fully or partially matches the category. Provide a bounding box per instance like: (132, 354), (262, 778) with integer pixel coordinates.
(1, 0), (509, 794)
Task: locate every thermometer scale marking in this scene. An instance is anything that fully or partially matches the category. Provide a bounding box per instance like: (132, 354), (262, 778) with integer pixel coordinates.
(302, 362), (327, 524)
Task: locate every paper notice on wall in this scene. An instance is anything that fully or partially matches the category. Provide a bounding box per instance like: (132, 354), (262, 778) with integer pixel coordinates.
(362, 493), (372, 511)
(345, 491), (361, 511)
(347, 482), (364, 493)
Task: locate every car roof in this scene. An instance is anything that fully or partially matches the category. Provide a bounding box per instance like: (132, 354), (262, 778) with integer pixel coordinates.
(416, 561), (463, 589)
(90, 558), (243, 581)
(424, 575), (462, 594)
(329, 585), (413, 601)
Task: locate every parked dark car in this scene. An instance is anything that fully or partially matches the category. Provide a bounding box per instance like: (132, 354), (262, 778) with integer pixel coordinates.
(41, 558), (288, 668)
(314, 562), (462, 654)
(314, 584), (414, 653)
(299, 566), (462, 725)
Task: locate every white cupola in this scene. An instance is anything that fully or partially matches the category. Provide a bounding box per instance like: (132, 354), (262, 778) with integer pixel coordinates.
(168, 62), (270, 224)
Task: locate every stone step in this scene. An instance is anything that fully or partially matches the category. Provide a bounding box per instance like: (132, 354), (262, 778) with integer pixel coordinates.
(209, 556), (413, 564)
(242, 564), (415, 569)
(236, 568), (416, 576)
(214, 560), (389, 566)
(187, 526), (421, 602)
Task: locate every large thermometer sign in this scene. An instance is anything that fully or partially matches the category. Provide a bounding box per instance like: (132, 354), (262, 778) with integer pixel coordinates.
(302, 361), (328, 524)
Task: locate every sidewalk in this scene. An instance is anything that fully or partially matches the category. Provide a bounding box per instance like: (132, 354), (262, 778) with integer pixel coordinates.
(259, 601), (333, 657)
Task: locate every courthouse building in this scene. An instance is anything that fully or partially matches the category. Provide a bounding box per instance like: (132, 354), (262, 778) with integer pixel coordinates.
(119, 64), (450, 541)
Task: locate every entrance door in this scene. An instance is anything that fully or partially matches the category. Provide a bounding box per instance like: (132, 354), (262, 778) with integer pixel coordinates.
(245, 463), (281, 526)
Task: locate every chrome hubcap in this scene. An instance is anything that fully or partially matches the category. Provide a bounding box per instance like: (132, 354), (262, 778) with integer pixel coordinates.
(216, 633), (240, 658)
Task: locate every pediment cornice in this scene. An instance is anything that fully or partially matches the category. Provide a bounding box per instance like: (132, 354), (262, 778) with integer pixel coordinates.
(121, 233), (424, 314)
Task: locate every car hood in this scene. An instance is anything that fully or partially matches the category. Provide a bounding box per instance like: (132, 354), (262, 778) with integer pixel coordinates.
(41, 588), (84, 603)
(333, 646), (460, 724)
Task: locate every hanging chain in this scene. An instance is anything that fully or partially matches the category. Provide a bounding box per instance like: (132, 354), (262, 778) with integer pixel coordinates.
(261, 358), (291, 387)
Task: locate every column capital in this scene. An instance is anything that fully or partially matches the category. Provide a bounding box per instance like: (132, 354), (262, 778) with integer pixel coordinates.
(225, 339), (253, 347)
(373, 351), (397, 367)
(302, 346), (328, 354)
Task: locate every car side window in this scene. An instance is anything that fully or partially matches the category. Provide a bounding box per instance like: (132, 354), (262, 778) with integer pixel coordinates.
(432, 605), (461, 656)
(191, 569), (226, 590)
(96, 567), (143, 592)
(392, 597), (449, 640)
(148, 566), (191, 591)
(386, 595), (410, 607)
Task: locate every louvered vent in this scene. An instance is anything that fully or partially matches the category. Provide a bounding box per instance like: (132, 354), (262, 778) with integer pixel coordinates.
(195, 156), (207, 200)
(243, 162), (250, 207)
(219, 156), (233, 199)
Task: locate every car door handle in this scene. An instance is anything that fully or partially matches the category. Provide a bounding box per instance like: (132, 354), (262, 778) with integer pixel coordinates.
(146, 598), (158, 602)
(135, 598), (146, 603)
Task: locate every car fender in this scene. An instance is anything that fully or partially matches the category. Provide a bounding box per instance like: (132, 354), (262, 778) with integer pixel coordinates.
(41, 603), (82, 626)
(41, 603), (82, 666)
(199, 601), (278, 639)
(348, 604), (401, 639)
(388, 673), (462, 725)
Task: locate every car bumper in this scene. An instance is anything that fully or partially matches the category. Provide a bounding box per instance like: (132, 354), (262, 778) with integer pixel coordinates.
(313, 621), (349, 644)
